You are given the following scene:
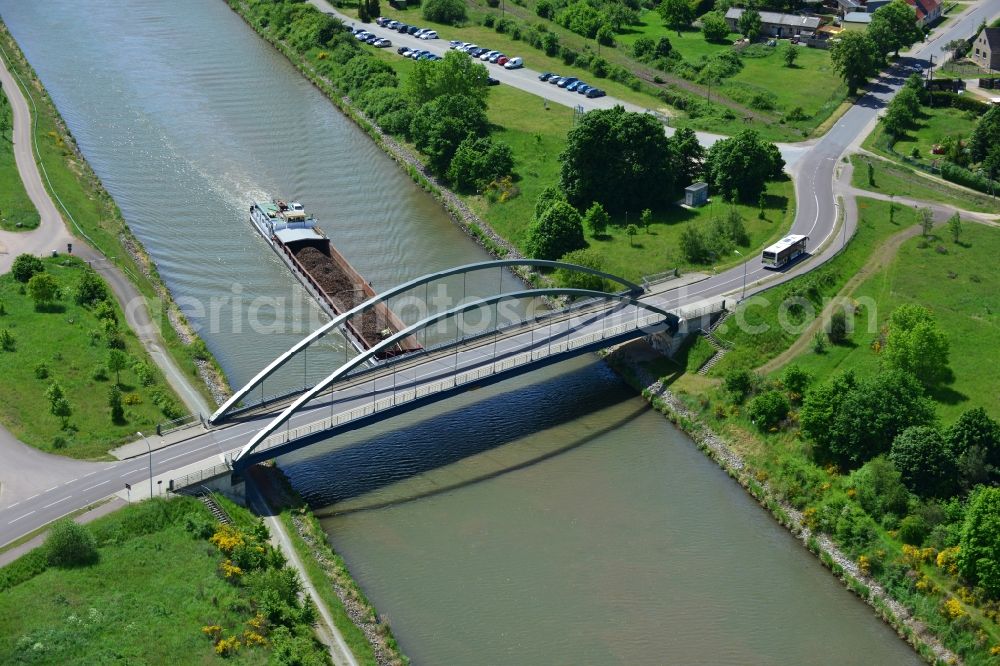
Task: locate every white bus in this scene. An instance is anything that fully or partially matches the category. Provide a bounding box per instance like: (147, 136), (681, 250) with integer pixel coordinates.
(761, 234), (809, 268)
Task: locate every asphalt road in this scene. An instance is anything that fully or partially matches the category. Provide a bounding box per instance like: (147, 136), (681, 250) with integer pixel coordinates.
(2, 0), (998, 549)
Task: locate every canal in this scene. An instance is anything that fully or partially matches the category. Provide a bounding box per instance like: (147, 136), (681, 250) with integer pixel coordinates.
(0, 1), (921, 663)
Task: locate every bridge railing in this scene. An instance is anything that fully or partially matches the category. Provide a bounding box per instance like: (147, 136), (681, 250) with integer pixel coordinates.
(168, 461), (231, 493)
(247, 311), (666, 458)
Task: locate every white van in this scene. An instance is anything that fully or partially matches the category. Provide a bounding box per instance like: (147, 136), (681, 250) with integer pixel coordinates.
(503, 56), (523, 69)
(420, 30), (438, 39)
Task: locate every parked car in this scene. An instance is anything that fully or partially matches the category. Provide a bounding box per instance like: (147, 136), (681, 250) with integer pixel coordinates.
(488, 52), (505, 63)
(409, 50), (427, 59)
(480, 50), (499, 61)
(549, 76), (564, 85)
(576, 84), (592, 95)
(406, 25), (420, 34)
(355, 31), (371, 41)
(538, 71), (553, 81)
(586, 88), (606, 98)
(487, 77), (501, 86)
(396, 24), (410, 33)
(504, 57), (524, 69)
(365, 35), (380, 44)
(375, 38), (392, 48)
(420, 30), (438, 39)
(398, 46), (412, 55)
(558, 77), (578, 88)
(449, 40), (464, 48)
(470, 48), (489, 57)
(388, 20), (401, 29)
(496, 56), (509, 66)
(566, 80), (582, 91)
(413, 28), (429, 38)
(376, 17), (390, 26)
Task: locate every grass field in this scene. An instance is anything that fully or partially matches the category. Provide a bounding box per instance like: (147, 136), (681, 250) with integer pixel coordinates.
(786, 222), (1000, 423)
(850, 155), (998, 213)
(0, 256), (183, 459)
(0, 498), (268, 664)
(0, 24), (224, 406)
(0, 86), (39, 231)
(711, 198), (916, 374)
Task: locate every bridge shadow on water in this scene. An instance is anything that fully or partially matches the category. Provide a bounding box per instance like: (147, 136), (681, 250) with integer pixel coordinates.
(278, 362), (646, 513)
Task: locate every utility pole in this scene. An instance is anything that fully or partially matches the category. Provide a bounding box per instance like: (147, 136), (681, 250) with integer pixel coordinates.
(137, 431), (153, 499)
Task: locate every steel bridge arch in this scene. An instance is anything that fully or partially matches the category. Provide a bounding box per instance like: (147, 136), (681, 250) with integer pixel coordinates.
(233, 287), (677, 464)
(211, 259), (645, 424)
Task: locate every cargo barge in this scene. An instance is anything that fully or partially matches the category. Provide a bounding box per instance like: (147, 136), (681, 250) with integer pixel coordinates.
(250, 199), (420, 359)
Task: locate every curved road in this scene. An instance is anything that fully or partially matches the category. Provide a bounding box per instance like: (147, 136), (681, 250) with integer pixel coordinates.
(1, 0), (998, 551)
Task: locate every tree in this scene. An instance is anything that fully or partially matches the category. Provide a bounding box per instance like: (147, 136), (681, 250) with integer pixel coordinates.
(868, 0), (922, 59)
(679, 225), (709, 263)
(108, 385), (125, 424)
(947, 212), (962, 244)
(583, 202), (610, 236)
(555, 249), (609, 291)
(107, 349), (130, 386)
(747, 390), (791, 431)
(45, 381), (72, 427)
(46, 519), (98, 567)
(559, 106), (675, 214)
(947, 407), (1000, 488)
(596, 23), (615, 47)
(525, 201), (587, 260)
(446, 136), (514, 192)
(830, 32), (880, 96)
(970, 105), (1000, 164)
(783, 43), (798, 67)
(867, 160), (876, 186)
(738, 8), (762, 40)
(881, 100), (910, 138)
(671, 127), (705, 186)
(800, 369), (937, 467)
(847, 456), (911, 520)
(701, 11), (729, 42)
(625, 223), (639, 246)
(726, 208), (749, 246)
(655, 37), (674, 59)
(0, 328), (13, 352)
(422, 0), (467, 24)
(27, 272), (59, 310)
(658, 0), (693, 33)
(639, 209), (653, 234)
(704, 129), (784, 202)
(826, 309), (849, 344)
(410, 95), (489, 174)
(406, 51), (489, 108)
(958, 487), (1000, 597)
(890, 426), (959, 498)
(880, 304), (951, 386)
(75, 269), (109, 306)
(11, 254), (44, 284)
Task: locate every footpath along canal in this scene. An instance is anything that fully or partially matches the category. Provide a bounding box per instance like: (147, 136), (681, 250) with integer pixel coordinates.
(0, 0), (923, 662)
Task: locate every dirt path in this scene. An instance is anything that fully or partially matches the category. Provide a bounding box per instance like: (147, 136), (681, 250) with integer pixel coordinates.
(756, 178), (1000, 376)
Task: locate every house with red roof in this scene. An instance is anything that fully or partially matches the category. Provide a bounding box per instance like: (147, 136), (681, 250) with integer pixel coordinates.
(904, 0), (942, 27)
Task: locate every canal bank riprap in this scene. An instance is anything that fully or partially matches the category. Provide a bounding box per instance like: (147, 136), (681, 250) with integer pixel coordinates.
(602, 340), (958, 665)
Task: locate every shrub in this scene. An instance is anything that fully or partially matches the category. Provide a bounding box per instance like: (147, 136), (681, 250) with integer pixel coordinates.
(747, 390), (790, 431)
(45, 519), (98, 567)
(723, 367), (756, 403)
(525, 201), (586, 260)
(898, 514), (930, 545)
(423, 0), (467, 24)
(75, 269), (109, 306)
(11, 254), (44, 283)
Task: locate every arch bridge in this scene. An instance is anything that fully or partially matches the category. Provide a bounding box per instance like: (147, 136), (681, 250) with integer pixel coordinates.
(216, 260), (681, 469)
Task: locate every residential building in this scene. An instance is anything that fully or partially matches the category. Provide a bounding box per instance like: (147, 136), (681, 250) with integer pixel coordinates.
(724, 8), (822, 38)
(904, 0), (942, 27)
(972, 27), (1000, 71)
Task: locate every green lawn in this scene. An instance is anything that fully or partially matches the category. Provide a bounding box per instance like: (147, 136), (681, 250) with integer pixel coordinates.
(0, 25), (225, 406)
(0, 257), (183, 458)
(850, 155), (998, 213)
(888, 104), (982, 164)
(712, 198), (916, 374)
(0, 86), (39, 231)
(786, 222), (1000, 424)
(0, 498), (268, 665)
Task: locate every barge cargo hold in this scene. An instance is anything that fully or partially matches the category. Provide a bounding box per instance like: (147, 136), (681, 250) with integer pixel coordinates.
(250, 199), (420, 359)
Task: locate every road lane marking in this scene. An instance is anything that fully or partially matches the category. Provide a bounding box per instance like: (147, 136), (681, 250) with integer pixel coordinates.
(45, 486), (57, 492)
(82, 471), (98, 479)
(42, 497), (70, 509)
(120, 469), (142, 478)
(8, 511), (35, 524)
(82, 480), (111, 492)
